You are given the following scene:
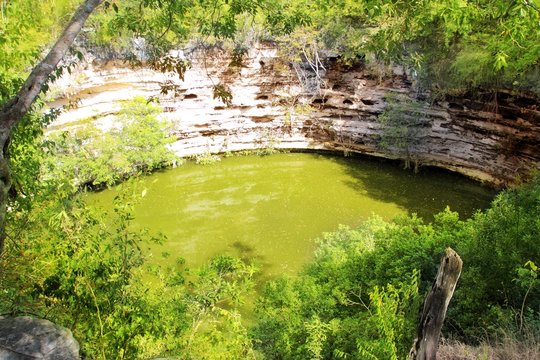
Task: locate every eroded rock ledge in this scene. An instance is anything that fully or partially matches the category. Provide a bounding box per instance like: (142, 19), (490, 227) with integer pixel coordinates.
(49, 43), (540, 186)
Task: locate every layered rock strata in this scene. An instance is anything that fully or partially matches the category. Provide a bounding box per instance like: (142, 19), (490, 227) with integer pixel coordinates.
(49, 43), (540, 186)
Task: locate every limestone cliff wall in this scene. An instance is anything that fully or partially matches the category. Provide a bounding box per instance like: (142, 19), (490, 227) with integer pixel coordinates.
(49, 43), (540, 186)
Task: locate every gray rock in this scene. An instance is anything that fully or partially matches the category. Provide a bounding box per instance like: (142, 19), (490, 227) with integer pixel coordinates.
(0, 316), (79, 360)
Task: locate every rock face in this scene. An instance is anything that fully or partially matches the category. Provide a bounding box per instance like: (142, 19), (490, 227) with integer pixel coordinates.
(49, 43), (540, 186)
(0, 316), (79, 359)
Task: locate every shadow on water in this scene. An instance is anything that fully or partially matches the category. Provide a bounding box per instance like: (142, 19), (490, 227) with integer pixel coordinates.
(325, 153), (497, 220)
(87, 152), (498, 290)
(229, 240), (274, 282)
(230, 241), (267, 265)
(226, 240), (278, 320)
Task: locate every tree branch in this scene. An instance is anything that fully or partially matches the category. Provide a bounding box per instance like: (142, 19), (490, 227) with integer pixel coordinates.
(0, 0), (104, 132)
(0, 0), (104, 255)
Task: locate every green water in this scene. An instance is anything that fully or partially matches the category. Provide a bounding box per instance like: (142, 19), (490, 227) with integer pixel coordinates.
(86, 152), (495, 277)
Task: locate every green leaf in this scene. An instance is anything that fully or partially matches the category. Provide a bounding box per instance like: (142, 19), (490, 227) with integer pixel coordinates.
(493, 51), (508, 71)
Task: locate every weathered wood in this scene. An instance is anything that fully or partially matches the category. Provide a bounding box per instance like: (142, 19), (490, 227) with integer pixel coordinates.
(0, 0), (104, 254)
(408, 248), (463, 360)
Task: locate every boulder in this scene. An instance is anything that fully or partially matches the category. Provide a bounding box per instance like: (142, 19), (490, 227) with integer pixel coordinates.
(0, 316), (79, 360)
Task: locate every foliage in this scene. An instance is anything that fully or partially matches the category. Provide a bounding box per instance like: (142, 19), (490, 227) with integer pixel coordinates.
(212, 83), (234, 106)
(176, 255), (258, 359)
(275, 0), (540, 95)
(1, 181), (173, 359)
(356, 276), (420, 360)
(255, 129), (280, 156)
(0, 175), (257, 359)
(43, 96), (178, 188)
(83, 0), (307, 62)
(275, 26), (328, 94)
(254, 175), (540, 354)
(514, 261), (540, 333)
(8, 103), (59, 209)
(452, 175), (540, 338)
(252, 217), (433, 359)
(0, 0), (81, 102)
(194, 151), (222, 165)
(377, 93), (430, 171)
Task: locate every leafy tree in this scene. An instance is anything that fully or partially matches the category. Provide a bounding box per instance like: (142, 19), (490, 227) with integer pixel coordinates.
(176, 255), (258, 359)
(252, 218), (433, 359)
(0, 0), (104, 253)
(280, 0), (540, 94)
(44, 97), (177, 188)
(0, 0), (82, 101)
(452, 175), (540, 337)
(377, 93), (430, 172)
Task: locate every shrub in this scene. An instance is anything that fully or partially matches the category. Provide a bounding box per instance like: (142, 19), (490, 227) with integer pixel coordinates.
(44, 96), (178, 188)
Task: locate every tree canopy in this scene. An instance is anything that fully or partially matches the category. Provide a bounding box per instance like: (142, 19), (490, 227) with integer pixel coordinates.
(273, 0), (540, 95)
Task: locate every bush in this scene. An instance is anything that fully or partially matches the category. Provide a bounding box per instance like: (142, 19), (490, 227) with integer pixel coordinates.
(252, 218), (428, 359)
(451, 175), (540, 338)
(194, 152), (221, 165)
(253, 175), (540, 353)
(0, 181), (257, 359)
(43, 96), (178, 188)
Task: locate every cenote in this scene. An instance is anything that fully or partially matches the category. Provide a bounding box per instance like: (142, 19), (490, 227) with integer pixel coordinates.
(86, 152), (495, 278)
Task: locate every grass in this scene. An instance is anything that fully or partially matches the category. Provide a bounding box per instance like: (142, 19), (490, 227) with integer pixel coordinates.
(438, 334), (540, 360)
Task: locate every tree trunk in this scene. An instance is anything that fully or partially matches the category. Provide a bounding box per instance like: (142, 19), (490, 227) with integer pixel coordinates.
(408, 248), (463, 360)
(0, 0), (104, 254)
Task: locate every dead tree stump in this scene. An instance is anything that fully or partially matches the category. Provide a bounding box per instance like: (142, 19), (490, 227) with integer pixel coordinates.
(408, 248), (463, 360)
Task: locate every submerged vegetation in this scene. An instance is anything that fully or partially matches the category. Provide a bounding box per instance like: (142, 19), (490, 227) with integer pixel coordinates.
(0, 0), (539, 358)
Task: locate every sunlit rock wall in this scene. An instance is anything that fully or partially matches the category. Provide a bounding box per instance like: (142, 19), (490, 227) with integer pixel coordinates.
(49, 43), (540, 186)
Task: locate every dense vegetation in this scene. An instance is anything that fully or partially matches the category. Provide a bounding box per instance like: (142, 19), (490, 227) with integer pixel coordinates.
(44, 96), (178, 188)
(276, 0), (540, 95)
(252, 180), (540, 358)
(4, 1), (538, 100)
(2, 148), (539, 358)
(1, 183), (258, 358)
(0, 0), (539, 359)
